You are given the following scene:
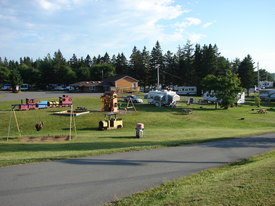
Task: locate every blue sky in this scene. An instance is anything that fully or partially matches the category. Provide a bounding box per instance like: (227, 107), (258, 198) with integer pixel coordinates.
(0, 0), (274, 72)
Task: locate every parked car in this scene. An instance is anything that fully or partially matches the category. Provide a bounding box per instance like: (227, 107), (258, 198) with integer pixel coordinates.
(65, 86), (75, 91)
(1, 84), (12, 91)
(124, 95), (143, 103)
(53, 86), (66, 91)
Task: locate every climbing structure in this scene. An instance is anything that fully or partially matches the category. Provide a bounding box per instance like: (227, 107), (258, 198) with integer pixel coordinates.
(100, 91), (118, 113)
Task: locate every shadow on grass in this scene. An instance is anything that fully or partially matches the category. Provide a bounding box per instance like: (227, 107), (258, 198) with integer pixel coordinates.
(74, 128), (99, 131)
(229, 158), (254, 166)
(0, 136), (274, 153)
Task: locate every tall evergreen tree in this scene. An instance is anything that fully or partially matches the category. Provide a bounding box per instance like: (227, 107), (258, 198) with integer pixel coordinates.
(129, 46), (143, 80)
(238, 55), (256, 95)
(193, 44), (203, 93)
(102, 52), (110, 63)
(216, 56), (232, 76)
(114, 53), (128, 75)
(163, 50), (178, 86)
(179, 41), (195, 85)
(150, 41), (164, 87)
(231, 58), (241, 74)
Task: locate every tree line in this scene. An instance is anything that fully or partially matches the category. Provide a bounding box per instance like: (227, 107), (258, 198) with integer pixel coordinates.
(0, 41), (273, 93)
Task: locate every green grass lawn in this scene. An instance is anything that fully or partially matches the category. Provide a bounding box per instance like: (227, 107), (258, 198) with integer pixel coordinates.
(108, 150), (275, 206)
(0, 95), (275, 167)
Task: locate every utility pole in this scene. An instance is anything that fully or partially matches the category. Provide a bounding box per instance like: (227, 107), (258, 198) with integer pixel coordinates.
(257, 62), (260, 89)
(156, 64), (160, 89)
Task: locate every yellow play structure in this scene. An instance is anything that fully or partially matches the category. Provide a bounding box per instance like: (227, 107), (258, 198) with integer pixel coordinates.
(100, 91), (118, 113)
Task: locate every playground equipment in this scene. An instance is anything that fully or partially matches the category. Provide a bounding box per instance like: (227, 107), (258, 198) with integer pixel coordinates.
(8, 95), (76, 141)
(54, 107), (89, 116)
(144, 90), (180, 107)
(12, 95), (73, 111)
(100, 91), (118, 113)
(98, 113), (123, 130)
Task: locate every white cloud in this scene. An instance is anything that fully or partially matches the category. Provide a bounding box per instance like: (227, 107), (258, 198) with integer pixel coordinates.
(36, 0), (85, 11)
(186, 17), (201, 25)
(36, 0), (56, 10)
(175, 17), (201, 29)
(188, 33), (205, 42)
(203, 21), (215, 28)
(92, 0), (191, 49)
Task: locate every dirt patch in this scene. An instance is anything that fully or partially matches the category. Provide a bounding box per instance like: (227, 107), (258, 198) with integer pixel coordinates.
(20, 136), (69, 142)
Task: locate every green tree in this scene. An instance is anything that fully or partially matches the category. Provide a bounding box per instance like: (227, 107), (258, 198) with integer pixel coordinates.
(0, 65), (10, 84)
(258, 69), (273, 81)
(91, 63), (115, 80)
(150, 41), (164, 87)
(9, 68), (23, 92)
(231, 58), (241, 73)
(18, 63), (40, 85)
(77, 66), (91, 81)
(202, 71), (242, 109)
(163, 50), (177, 86)
(129, 46), (143, 81)
(216, 57), (231, 76)
(114, 53), (128, 75)
(238, 55), (256, 95)
(52, 50), (76, 84)
(38, 54), (54, 88)
(176, 41), (195, 86)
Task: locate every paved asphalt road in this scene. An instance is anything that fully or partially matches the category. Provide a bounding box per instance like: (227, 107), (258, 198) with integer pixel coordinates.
(0, 91), (102, 102)
(0, 134), (274, 206)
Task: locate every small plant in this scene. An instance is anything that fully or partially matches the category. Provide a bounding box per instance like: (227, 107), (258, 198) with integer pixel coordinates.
(255, 96), (261, 107)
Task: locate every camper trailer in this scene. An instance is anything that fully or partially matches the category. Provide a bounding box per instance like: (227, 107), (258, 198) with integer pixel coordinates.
(203, 91), (245, 104)
(176, 86), (197, 96)
(144, 90), (180, 107)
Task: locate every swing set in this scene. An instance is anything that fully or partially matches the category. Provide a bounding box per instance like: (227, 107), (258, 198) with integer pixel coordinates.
(7, 104), (77, 141)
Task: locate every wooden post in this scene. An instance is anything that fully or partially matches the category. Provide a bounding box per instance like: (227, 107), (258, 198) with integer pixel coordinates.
(13, 109), (21, 137)
(69, 105), (73, 141)
(7, 109), (13, 141)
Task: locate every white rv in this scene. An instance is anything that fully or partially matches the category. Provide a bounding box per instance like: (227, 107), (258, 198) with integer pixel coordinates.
(176, 86), (197, 96)
(144, 90), (180, 107)
(203, 91), (245, 104)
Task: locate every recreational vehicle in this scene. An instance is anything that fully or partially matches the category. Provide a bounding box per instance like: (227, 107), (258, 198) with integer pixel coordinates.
(203, 92), (245, 104)
(176, 86), (197, 96)
(144, 90), (180, 107)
